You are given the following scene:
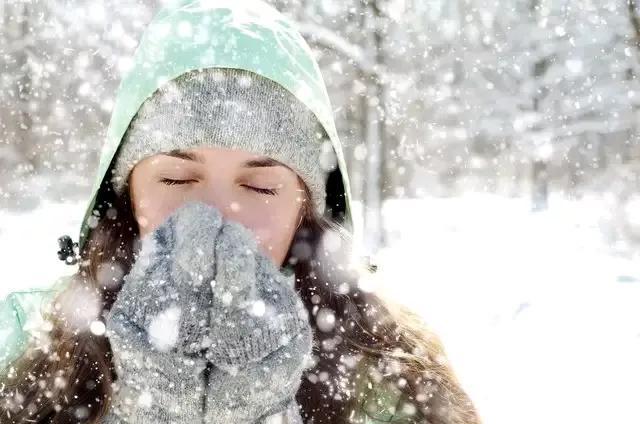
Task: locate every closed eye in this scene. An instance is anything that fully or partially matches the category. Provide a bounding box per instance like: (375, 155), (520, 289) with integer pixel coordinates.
(240, 184), (278, 196)
(159, 178), (196, 186)
(159, 178), (278, 196)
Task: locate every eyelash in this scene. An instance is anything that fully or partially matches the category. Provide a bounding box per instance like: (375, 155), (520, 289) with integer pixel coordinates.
(159, 178), (278, 196)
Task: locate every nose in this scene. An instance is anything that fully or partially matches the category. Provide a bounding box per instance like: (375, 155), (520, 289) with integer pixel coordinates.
(187, 180), (239, 223)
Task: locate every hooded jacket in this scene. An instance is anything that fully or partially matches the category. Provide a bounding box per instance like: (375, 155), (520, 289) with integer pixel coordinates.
(0, 0), (413, 421)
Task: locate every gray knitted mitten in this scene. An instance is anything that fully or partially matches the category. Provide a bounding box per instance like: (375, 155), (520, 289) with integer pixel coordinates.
(103, 201), (224, 422)
(203, 217), (314, 423)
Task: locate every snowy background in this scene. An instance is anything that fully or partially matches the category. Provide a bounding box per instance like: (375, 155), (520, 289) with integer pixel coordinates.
(3, 0), (640, 423)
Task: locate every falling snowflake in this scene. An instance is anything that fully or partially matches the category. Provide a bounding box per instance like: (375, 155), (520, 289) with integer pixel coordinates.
(147, 305), (181, 352)
(90, 320), (106, 336)
(315, 307), (336, 332)
(249, 299), (266, 317)
(137, 391), (153, 408)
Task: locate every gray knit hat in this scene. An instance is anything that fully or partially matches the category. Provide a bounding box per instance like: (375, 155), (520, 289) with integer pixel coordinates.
(110, 67), (334, 216)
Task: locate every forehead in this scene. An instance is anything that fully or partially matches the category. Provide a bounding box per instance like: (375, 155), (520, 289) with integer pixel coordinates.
(152, 147), (293, 172)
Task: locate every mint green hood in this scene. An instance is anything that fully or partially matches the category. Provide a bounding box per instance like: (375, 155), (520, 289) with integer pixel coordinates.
(78, 0), (354, 251)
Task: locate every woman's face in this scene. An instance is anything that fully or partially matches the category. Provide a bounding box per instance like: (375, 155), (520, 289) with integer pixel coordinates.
(128, 146), (307, 268)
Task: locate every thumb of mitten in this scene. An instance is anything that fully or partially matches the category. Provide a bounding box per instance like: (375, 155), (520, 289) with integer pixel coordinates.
(162, 201), (224, 353)
(211, 219), (260, 310)
(164, 200), (224, 283)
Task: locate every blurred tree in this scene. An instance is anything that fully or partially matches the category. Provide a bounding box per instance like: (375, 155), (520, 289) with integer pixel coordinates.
(0, 1), (159, 209)
(276, 0), (392, 254)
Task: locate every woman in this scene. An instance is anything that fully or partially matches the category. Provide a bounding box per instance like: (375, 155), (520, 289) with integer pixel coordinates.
(0, 0), (481, 423)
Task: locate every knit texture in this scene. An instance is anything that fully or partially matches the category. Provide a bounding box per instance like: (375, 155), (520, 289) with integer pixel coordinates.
(110, 67), (330, 216)
(103, 201), (312, 423)
(203, 209), (313, 423)
(206, 218), (311, 367)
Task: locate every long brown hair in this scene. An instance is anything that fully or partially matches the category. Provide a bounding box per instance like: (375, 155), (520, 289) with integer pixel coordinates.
(0, 175), (482, 423)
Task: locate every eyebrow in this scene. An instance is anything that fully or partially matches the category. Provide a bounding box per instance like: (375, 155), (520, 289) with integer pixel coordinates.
(161, 150), (206, 163)
(160, 149), (291, 170)
(243, 157), (291, 170)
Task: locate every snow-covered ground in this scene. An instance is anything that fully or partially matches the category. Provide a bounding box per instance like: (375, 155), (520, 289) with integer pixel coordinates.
(358, 193), (640, 424)
(2, 193), (639, 423)
(0, 199), (85, 292)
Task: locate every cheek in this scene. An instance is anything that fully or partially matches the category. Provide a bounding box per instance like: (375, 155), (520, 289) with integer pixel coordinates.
(248, 212), (299, 264)
(134, 192), (184, 238)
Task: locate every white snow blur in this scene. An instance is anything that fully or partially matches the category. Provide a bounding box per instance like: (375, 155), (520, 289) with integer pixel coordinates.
(147, 305), (181, 352)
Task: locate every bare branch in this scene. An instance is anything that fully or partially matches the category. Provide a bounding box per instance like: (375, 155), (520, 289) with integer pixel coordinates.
(295, 20), (384, 78)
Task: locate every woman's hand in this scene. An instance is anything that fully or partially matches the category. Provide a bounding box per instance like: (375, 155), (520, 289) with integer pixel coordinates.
(102, 200), (312, 423)
(203, 218), (314, 423)
(103, 201), (224, 422)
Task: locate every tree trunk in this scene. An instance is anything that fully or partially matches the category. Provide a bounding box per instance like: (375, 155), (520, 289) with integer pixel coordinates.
(628, 0), (640, 48)
(16, 1), (35, 171)
(531, 159), (548, 211)
(361, 0), (387, 255)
